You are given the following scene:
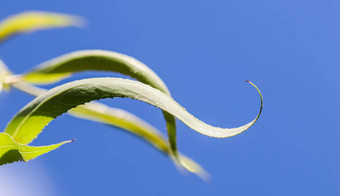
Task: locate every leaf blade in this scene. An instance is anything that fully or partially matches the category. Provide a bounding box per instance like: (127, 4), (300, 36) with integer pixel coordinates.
(70, 102), (170, 153)
(6, 78), (262, 145)
(22, 50), (179, 158)
(0, 11), (83, 43)
(0, 132), (71, 166)
(22, 50), (169, 94)
(11, 81), (206, 177)
(70, 102), (207, 179)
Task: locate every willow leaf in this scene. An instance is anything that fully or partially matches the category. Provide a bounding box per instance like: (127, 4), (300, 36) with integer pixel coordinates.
(70, 102), (170, 153)
(0, 11), (83, 43)
(70, 102), (208, 179)
(22, 50), (178, 158)
(22, 50), (170, 94)
(0, 132), (72, 166)
(5, 78), (262, 145)
(11, 82), (206, 178)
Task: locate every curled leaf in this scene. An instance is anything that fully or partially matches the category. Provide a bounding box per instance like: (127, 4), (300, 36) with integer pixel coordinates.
(5, 78), (262, 145)
(70, 102), (169, 153)
(70, 102), (208, 179)
(22, 50), (170, 93)
(22, 50), (179, 158)
(0, 132), (72, 166)
(11, 82), (206, 178)
(0, 11), (84, 43)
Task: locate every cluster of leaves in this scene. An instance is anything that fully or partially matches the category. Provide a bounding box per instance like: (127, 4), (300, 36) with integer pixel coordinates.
(0, 11), (263, 179)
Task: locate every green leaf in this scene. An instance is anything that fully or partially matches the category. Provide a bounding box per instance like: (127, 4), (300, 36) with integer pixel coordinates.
(0, 132), (72, 166)
(70, 102), (208, 179)
(13, 83), (206, 177)
(5, 78), (262, 146)
(70, 102), (170, 153)
(11, 82), (207, 178)
(22, 50), (170, 93)
(0, 11), (84, 43)
(22, 50), (179, 159)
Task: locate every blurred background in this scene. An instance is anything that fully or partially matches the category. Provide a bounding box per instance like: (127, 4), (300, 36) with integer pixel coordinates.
(0, 0), (339, 195)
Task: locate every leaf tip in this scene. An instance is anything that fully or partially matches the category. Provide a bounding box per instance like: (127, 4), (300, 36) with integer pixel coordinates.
(63, 138), (77, 144)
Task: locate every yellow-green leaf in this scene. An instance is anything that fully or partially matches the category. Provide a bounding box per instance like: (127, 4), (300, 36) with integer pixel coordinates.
(11, 82), (206, 178)
(22, 50), (170, 93)
(0, 132), (72, 166)
(0, 11), (83, 43)
(22, 50), (179, 159)
(70, 102), (208, 179)
(6, 78), (262, 145)
(70, 102), (170, 153)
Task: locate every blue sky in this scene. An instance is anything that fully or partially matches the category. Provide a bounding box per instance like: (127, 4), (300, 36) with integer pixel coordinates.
(0, 0), (339, 195)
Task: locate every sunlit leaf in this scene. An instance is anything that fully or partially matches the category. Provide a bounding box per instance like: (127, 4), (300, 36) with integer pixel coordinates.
(22, 50), (170, 92)
(70, 102), (169, 152)
(0, 10), (263, 180)
(5, 78), (262, 145)
(22, 50), (179, 158)
(0, 132), (72, 166)
(70, 102), (208, 179)
(11, 82), (206, 177)
(0, 11), (84, 43)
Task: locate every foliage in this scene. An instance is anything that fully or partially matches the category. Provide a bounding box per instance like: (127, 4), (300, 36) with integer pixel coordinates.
(0, 11), (263, 180)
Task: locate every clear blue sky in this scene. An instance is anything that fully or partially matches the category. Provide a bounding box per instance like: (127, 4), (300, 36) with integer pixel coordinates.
(0, 0), (339, 195)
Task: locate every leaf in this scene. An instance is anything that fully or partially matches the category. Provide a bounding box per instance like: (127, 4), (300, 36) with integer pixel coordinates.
(22, 50), (170, 93)
(0, 11), (84, 43)
(5, 78), (262, 145)
(70, 102), (208, 179)
(21, 50), (179, 158)
(176, 155), (210, 181)
(0, 132), (72, 166)
(70, 102), (170, 153)
(11, 82), (207, 178)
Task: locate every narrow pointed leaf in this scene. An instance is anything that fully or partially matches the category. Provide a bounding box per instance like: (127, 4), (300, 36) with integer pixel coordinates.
(5, 78), (262, 145)
(11, 82), (205, 177)
(22, 50), (170, 94)
(70, 102), (169, 153)
(0, 11), (83, 43)
(70, 102), (207, 178)
(0, 132), (71, 165)
(21, 50), (178, 158)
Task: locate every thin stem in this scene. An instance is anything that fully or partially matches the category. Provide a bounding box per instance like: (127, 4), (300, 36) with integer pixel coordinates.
(11, 81), (46, 96)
